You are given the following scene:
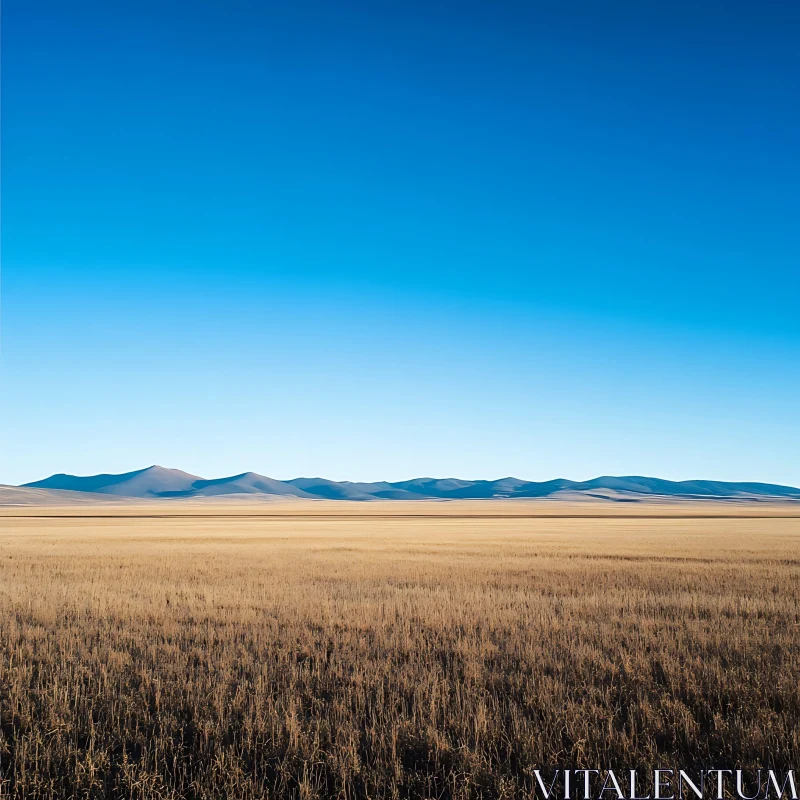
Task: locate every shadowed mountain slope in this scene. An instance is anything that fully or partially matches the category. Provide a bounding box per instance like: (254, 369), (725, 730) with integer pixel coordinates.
(25, 466), (202, 498)
(285, 479), (390, 501)
(17, 468), (800, 502)
(169, 473), (314, 499)
(26, 468), (313, 500)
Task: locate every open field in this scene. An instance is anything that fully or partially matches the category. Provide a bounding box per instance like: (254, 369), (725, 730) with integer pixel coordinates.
(1, 503), (799, 799)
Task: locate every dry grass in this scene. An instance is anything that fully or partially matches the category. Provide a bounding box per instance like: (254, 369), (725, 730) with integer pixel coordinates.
(0, 504), (798, 799)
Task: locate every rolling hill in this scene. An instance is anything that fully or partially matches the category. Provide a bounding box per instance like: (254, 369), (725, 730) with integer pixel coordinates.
(25, 466), (203, 498)
(10, 466), (800, 504)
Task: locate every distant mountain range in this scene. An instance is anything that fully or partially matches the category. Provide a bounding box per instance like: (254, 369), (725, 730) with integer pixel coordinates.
(5, 466), (799, 503)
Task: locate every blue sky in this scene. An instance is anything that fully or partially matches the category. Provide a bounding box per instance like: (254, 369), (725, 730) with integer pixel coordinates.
(2, 0), (799, 486)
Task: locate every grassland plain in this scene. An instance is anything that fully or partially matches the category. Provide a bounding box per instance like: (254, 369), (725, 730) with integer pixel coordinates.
(0, 503), (798, 799)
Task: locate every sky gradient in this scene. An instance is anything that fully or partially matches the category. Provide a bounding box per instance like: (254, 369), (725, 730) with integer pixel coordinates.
(2, 0), (799, 486)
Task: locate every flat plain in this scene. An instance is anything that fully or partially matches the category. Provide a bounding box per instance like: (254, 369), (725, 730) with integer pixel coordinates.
(0, 502), (798, 799)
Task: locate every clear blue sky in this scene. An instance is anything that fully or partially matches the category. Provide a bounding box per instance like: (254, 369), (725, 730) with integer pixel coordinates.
(2, 0), (799, 486)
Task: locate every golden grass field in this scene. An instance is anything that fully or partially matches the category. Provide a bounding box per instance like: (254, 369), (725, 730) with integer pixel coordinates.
(0, 502), (798, 799)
